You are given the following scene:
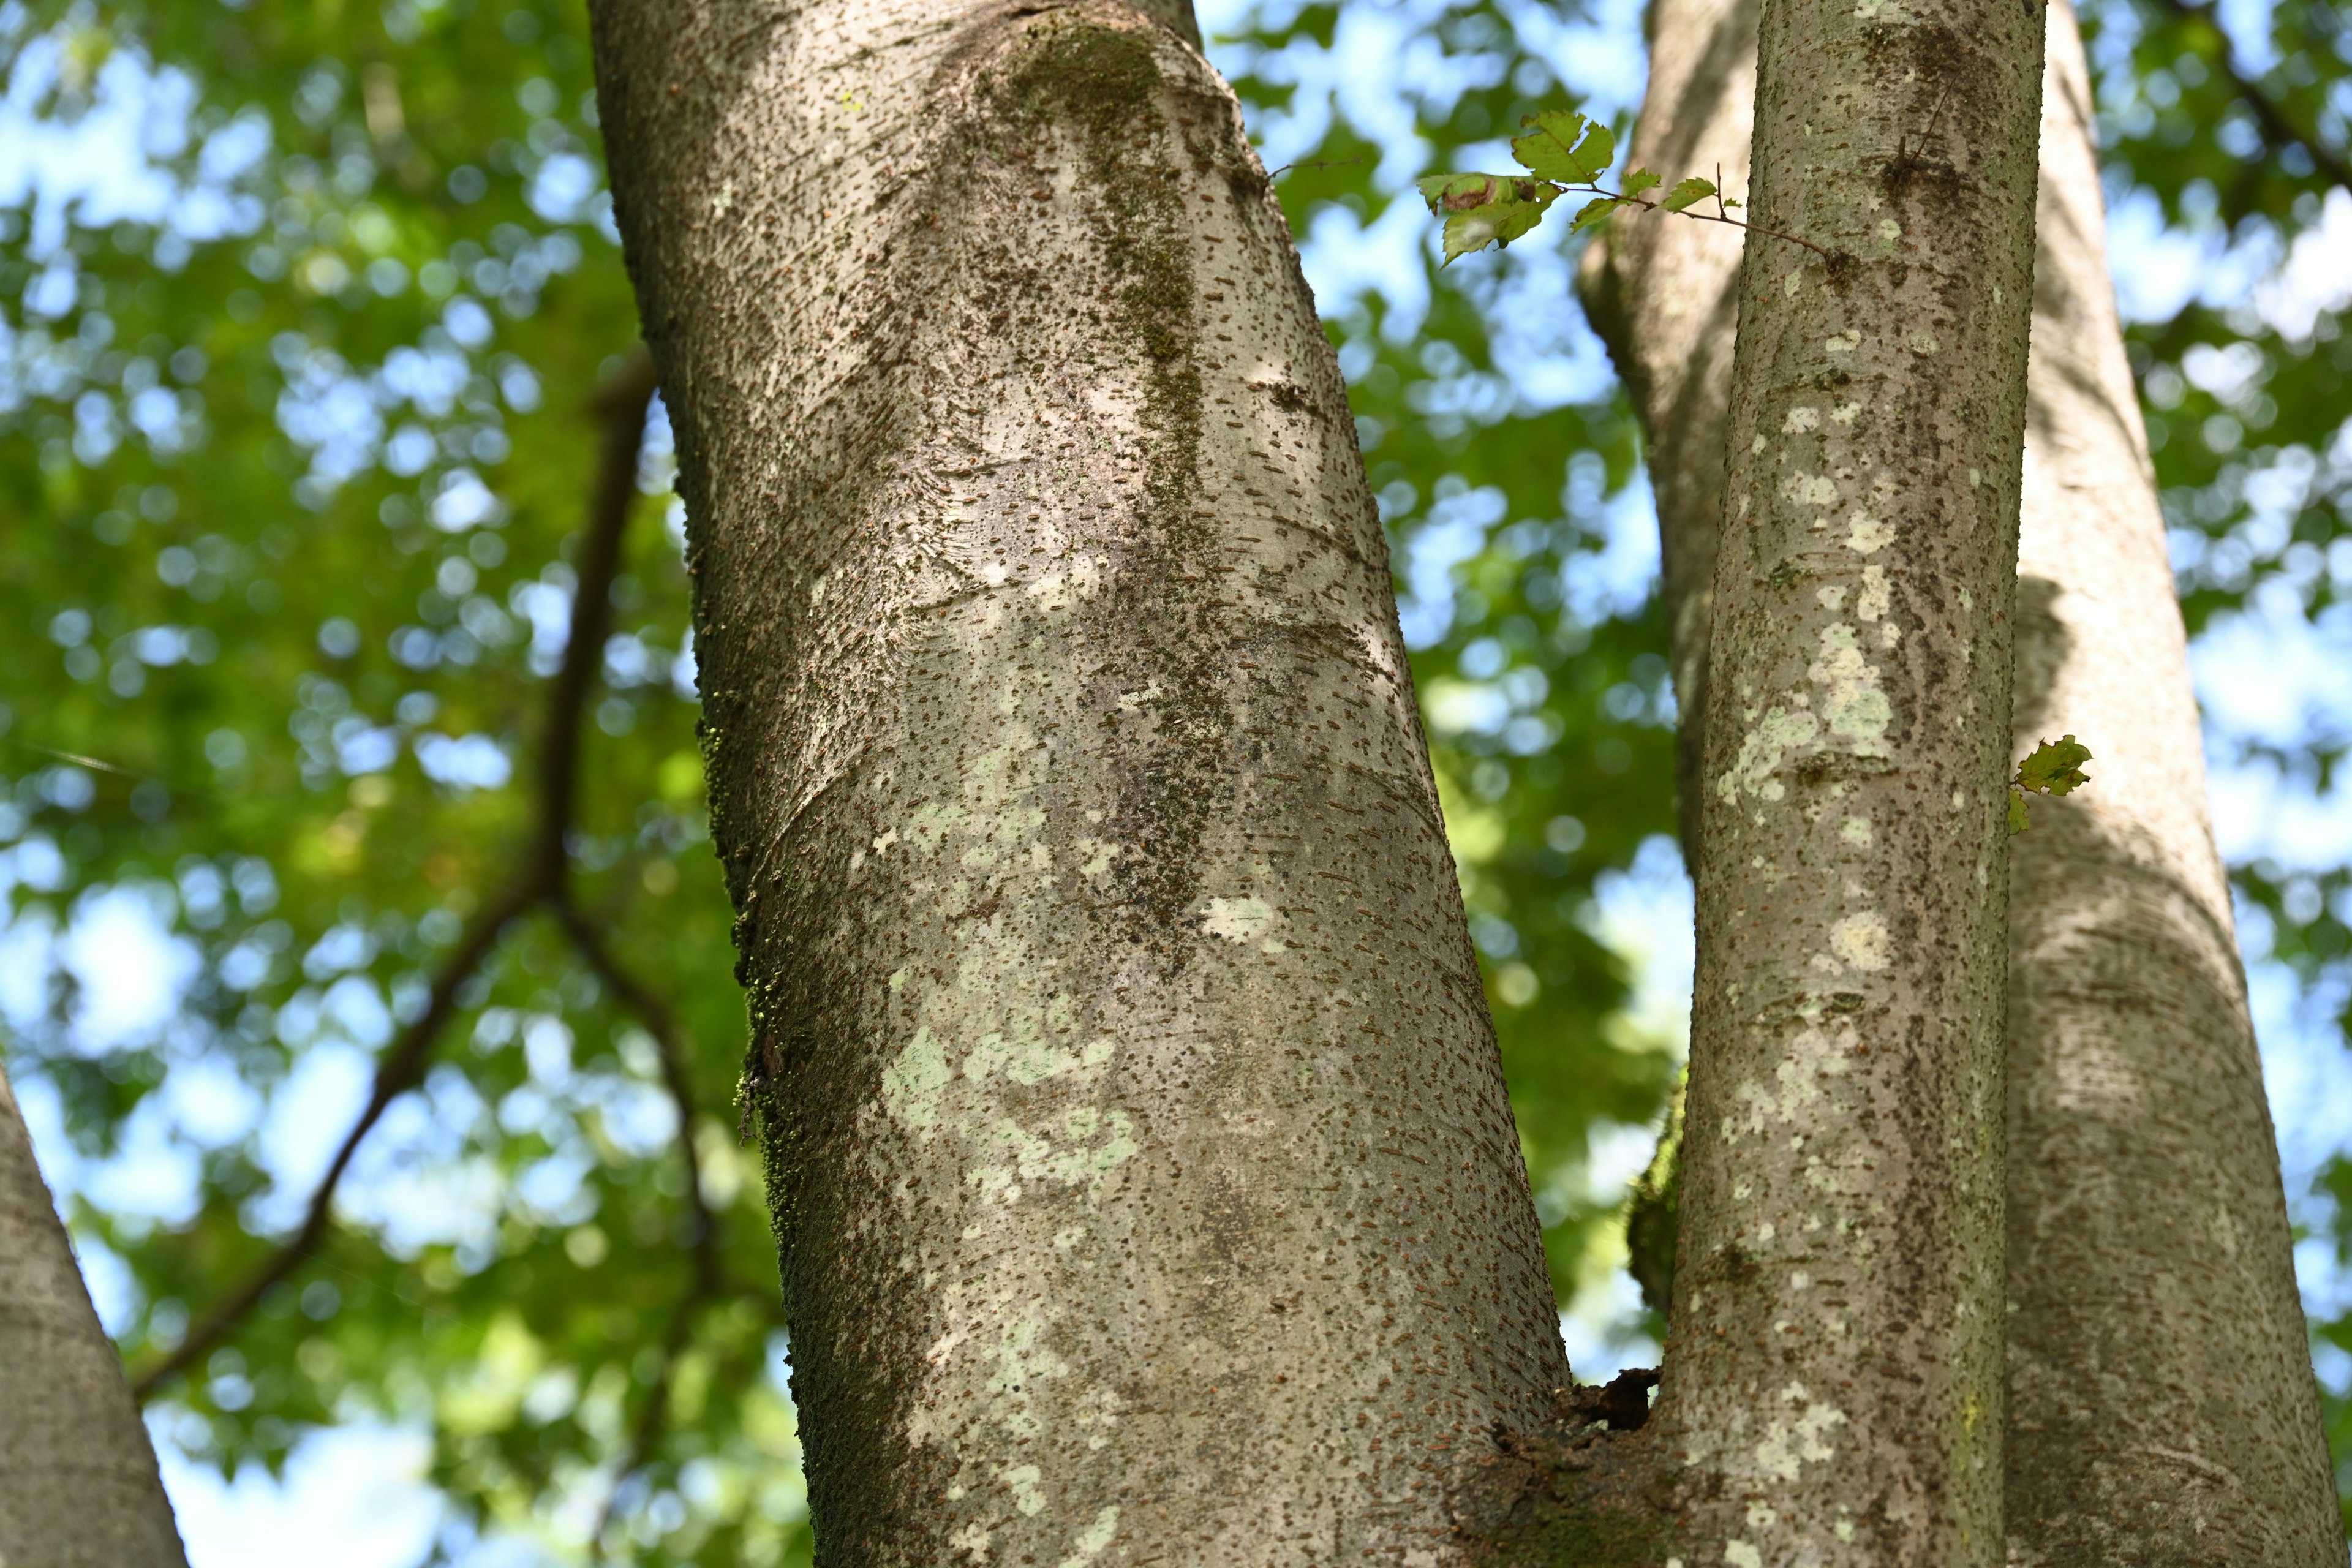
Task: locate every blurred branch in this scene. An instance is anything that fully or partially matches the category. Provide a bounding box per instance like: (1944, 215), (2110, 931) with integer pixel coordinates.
(556, 902), (720, 1287)
(560, 901), (733, 1561)
(131, 347), (661, 1400)
(2151, 0), (2352, 194)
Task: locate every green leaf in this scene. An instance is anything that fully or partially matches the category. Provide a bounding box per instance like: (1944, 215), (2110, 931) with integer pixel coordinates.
(1422, 174), (1561, 262)
(1662, 176), (1717, 212)
(1622, 168), (1662, 198)
(2008, 789), (2032, 835)
(1512, 110), (1615, 184)
(2016, 734), (2093, 797)
(1570, 195), (1622, 232)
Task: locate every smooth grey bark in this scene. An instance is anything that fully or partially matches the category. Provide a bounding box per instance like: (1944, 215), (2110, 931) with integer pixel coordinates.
(1588, 0), (2342, 1559)
(1646, 0), (2046, 1563)
(1999, 10), (2341, 1558)
(587, 1), (1569, 1562)
(0, 1063), (188, 1567)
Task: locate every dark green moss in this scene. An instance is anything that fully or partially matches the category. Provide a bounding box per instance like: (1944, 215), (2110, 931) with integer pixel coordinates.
(994, 18), (1235, 938)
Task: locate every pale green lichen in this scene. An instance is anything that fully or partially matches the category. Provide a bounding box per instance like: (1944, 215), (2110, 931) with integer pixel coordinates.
(1000, 1461), (1050, 1517)
(1829, 911), (1890, 971)
(1717, 703), (1820, 804)
(1808, 624), (1890, 748)
(1057, 1506), (1121, 1566)
(1201, 893), (1284, 951)
(1856, 564), (1890, 622)
(1784, 472), (1840, 507)
(881, 1027), (953, 1133)
(1844, 511), (1892, 554)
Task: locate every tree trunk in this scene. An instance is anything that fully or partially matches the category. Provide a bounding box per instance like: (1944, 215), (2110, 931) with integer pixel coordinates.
(2000, 11), (2341, 1558)
(1653, 1), (2045, 1564)
(1579, 0), (1756, 859)
(587, 1), (1570, 1561)
(0, 1064), (188, 1567)
(1588, 0), (2341, 1561)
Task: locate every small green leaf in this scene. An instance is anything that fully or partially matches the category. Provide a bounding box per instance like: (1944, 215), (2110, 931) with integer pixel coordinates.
(1662, 176), (1716, 212)
(1622, 168), (1662, 198)
(1509, 110), (1587, 179)
(1571, 121), (1616, 180)
(1570, 195), (1621, 232)
(1513, 110), (1615, 184)
(2016, 734), (2092, 797)
(2008, 789), (2031, 835)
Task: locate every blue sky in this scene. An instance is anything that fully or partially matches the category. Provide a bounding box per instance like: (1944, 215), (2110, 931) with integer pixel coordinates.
(4, 0), (2350, 1558)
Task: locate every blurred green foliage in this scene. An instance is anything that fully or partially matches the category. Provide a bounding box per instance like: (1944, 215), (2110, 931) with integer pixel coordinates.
(1, 0), (2349, 1556)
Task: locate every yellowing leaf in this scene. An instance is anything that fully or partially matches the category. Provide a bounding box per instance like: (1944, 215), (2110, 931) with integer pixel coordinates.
(2008, 790), (2031, 835)
(1662, 176), (1717, 212)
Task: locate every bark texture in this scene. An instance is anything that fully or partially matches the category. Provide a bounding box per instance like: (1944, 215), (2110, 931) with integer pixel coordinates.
(0, 1063), (189, 1567)
(1999, 13), (2341, 1559)
(1590, 1), (2342, 1560)
(587, 2), (1569, 1562)
(1651, 0), (2046, 1562)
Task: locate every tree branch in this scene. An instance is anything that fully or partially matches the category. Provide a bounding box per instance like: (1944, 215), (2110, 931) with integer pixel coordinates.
(2151, 0), (2352, 193)
(130, 346), (660, 1400)
(558, 900), (730, 1559)
(555, 901), (720, 1287)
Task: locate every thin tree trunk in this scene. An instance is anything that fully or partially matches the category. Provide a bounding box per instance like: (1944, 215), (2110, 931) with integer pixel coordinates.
(1580, 0), (1755, 859)
(0, 1063), (188, 1567)
(1590, 1), (2342, 1560)
(1652, 2), (2045, 1564)
(587, 1), (1569, 1561)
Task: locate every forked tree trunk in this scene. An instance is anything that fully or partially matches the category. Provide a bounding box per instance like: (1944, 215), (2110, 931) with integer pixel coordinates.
(587, 1), (1571, 1560)
(1651, 0), (2045, 1564)
(0, 1065), (188, 1567)
(1587, 0), (2340, 1560)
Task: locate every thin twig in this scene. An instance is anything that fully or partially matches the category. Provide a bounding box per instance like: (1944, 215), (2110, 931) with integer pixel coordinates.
(555, 903), (720, 1283)
(130, 347), (660, 1400)
(1577, 177), (1837, 262)
(2151, 0), (2352, 192)
(1267, 154), (1366, 178)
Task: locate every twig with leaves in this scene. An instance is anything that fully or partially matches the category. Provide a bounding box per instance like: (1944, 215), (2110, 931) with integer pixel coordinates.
(1418, 110), (1832, 264)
